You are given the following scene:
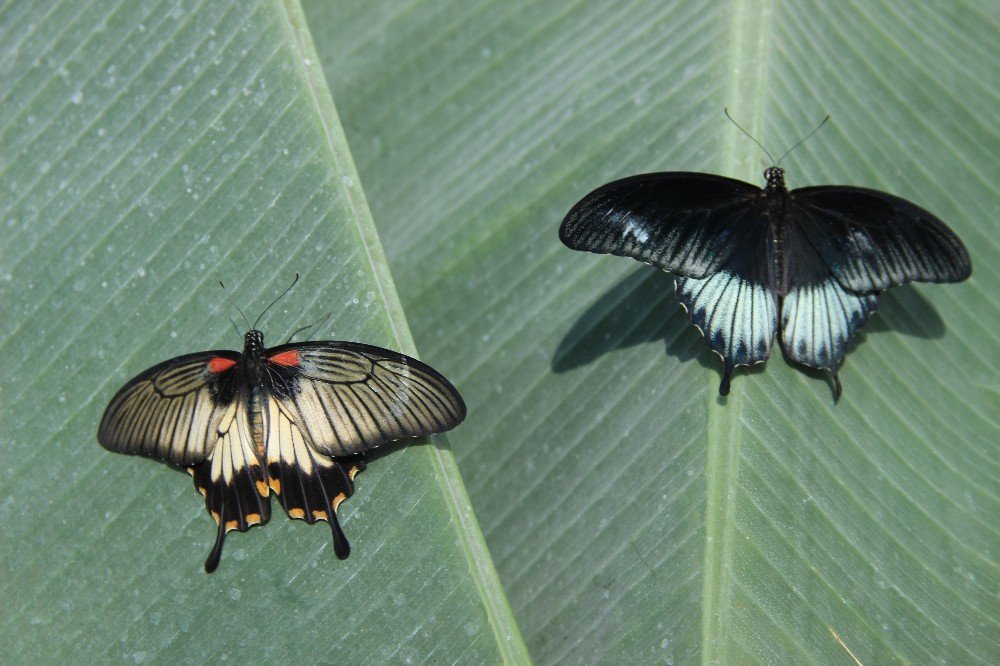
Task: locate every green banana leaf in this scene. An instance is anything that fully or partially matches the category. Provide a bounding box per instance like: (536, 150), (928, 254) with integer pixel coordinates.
(0, 1), (525, 662)
(307, 1), (999, 663)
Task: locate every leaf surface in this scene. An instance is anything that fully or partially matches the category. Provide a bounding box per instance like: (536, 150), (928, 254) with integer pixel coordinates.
(309, 1), (999, 662)
(0, 1), (525, 662)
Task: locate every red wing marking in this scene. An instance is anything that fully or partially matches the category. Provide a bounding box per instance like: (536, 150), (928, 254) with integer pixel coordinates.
(268, 350), (300, 367)
(207, 357), (237, 373)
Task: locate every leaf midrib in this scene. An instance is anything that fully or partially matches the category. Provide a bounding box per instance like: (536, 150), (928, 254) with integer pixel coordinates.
(701, 0), (775, 662)
(277, 2), (530, 660)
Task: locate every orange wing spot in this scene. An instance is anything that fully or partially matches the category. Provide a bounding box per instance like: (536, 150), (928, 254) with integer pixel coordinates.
(208, 357), (237, 373)
(347, 466), (359, 481)
(312, 510), (328, 521)
(332, 492), (347, 511)
(269, 478), (281, 494)
(211, 511), (221, 525)
(268, 350), (300, 366)
(288, 508), (305, 519)
(256, 481), (269, 497)
(246, 513), (262, 525)
(225, 520), (239, 531)
(198, 486), (208, 497)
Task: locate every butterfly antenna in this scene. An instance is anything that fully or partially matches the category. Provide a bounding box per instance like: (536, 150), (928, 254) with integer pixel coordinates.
(776, 114), (830, 167)
(724, 108), (776, 165)
(253, 273), (299, 330)
(285, 310), (333, 344)
(219, 280), (252, 331)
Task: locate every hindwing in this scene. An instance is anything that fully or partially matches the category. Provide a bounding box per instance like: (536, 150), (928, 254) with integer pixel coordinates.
(674, 213), (778, 395)
(262, 395), (365, 559)
(779, 222), (881, 397)
(190, 390), (270, 573)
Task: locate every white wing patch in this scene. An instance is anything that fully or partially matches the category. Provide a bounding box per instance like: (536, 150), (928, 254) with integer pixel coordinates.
(264, 397), (336, 492)
(780, 276), (879, 372)
(193, 393), (270, 572)
(198, 396), (267, 528)
(675, 269), (778, 391)
(207, 399), (259, 489)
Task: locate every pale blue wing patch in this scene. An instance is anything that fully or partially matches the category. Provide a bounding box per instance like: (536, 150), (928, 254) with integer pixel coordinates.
(781, 217), (882, 398)
(779, 276), (879, 395)
(674, 269), (778, 395)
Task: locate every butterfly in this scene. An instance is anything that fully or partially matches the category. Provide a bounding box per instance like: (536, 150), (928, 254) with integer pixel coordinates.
(98, 322), (466, 572)
(559, 151), (971, 397)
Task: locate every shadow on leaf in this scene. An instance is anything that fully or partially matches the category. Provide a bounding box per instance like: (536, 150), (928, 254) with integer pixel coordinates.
(552, 268), (949, 399)
(552, 267), (715, 374)
(867, 284), (945, 338)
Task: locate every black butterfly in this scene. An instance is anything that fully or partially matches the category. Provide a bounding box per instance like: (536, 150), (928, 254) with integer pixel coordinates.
(559, 164), (971, 397)
(99, 326), (466, 572)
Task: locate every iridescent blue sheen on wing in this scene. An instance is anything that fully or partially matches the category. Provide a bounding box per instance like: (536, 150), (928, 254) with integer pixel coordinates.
(560, 173), (763, 278)
(793, 187), (971, 292)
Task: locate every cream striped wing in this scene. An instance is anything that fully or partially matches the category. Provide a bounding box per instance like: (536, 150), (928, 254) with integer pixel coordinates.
(261, 342), (467, 457)
(98, 351), (242, 465)
(190, 390), (270, 573)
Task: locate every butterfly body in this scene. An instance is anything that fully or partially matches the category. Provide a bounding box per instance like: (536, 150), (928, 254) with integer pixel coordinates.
(99, 329), (465, 572)
(560, 166), (971, 397)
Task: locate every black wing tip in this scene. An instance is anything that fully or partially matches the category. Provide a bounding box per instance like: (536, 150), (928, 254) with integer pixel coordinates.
(949, 258), (973, 282)
(558, 211), (585, 249)
(96, 430), (115, 452)
(420, 365), (468, 433)
(451, 392), (469, 427)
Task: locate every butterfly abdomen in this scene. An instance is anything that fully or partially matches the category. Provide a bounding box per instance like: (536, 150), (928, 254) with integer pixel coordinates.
(763, 170), (792, 297)
(768, 213), (786, 295)
(249, 385), (265, 457)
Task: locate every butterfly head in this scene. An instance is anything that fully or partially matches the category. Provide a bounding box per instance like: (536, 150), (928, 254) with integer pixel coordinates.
(244, 329), (265, 356)
(764, 166), (786, 192)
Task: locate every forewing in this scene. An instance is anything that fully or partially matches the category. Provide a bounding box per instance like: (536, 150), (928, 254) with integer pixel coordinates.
(779, 223), (880, 396)
(673, 219), (778, 395)
(792, 186), (971, 292)
(261, 342), (467, 457)
(190, 390), (270, 572)
(559, 172), (765, 278)
(98, 351), (242, 465)
(262, 395), (365, 559)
